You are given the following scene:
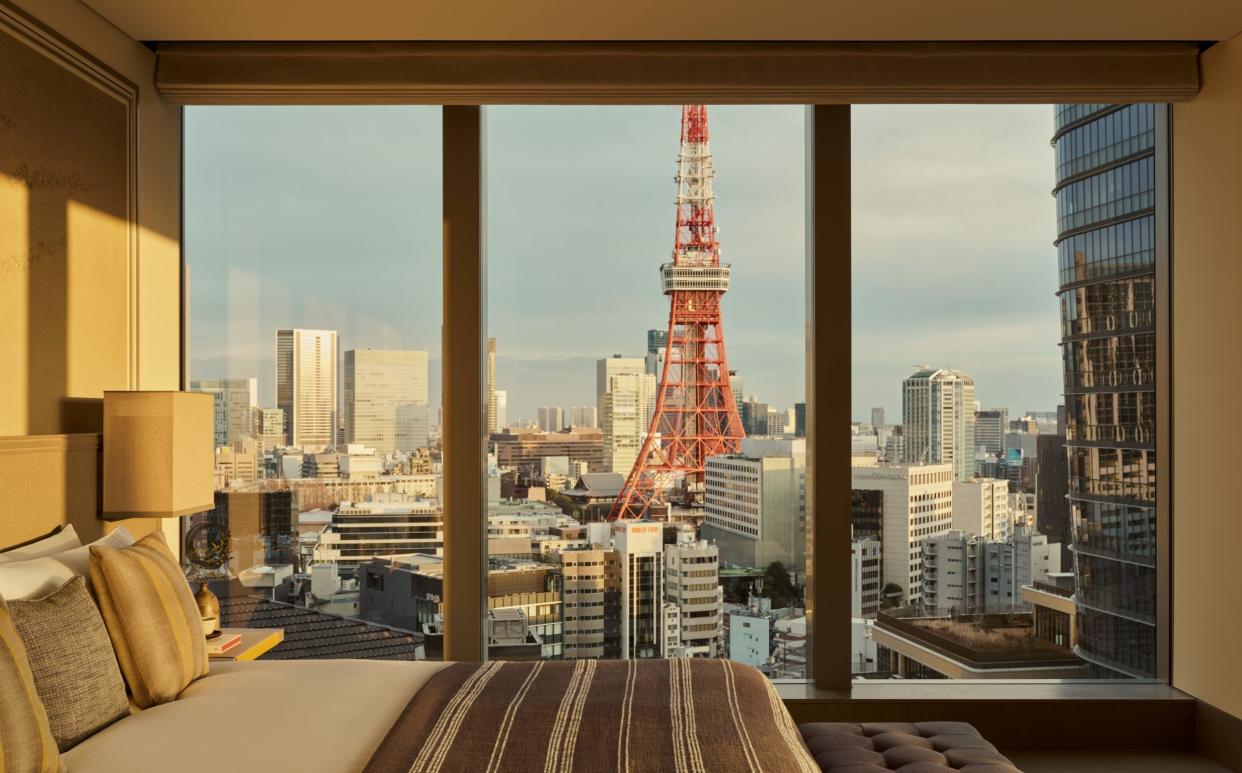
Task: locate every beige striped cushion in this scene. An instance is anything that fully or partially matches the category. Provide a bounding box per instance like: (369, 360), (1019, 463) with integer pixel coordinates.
(0, 596), (63, 773)
(89, 531), (208, 708)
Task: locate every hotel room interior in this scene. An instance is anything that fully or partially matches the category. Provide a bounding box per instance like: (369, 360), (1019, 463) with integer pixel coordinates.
(1, 0), (1241, 771)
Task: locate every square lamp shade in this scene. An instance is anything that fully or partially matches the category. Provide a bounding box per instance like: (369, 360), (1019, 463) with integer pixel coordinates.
(102, 391), (215, 519)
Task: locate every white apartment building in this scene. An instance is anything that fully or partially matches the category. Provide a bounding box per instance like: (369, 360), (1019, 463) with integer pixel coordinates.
(902, 367), (976, 481)
(952, 478), (1012, 541)
(850, 462), (953, 606)
(663, 532), (724, 657)
(190, 377), (257, 447)
(703, 437), (806, 570)
(922, 525), (1061, 615)
(276, 328), (339, 449)
(599, 368), (656, 474)
(343, 349), (429, 455)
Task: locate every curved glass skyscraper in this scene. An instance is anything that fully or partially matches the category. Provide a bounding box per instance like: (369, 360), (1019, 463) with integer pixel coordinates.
(1052, 104), (1163, 679)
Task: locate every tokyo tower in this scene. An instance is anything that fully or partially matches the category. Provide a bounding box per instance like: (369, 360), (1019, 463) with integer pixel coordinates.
(609, 105), (746, 520)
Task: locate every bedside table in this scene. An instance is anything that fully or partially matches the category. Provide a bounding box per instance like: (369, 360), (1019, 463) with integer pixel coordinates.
(209, 627), (284, 661)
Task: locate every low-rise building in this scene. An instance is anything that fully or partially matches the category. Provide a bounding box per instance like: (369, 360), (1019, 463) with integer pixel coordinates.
(872, 609), (1084, 679)
(312, 493), (443, 571)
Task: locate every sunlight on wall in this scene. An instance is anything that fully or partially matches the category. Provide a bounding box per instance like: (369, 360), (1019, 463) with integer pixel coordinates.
(0, 173), (29, 435)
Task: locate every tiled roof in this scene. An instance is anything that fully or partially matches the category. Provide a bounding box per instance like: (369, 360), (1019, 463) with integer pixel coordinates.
(220, 596), (423, 661)
(567, 472), (624, 498)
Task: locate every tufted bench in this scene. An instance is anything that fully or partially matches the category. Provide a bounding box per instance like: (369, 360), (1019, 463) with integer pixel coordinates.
(798, 721), (1023, 772)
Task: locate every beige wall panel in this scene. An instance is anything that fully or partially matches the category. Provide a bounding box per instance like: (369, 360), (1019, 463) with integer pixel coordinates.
(1, 0), (182, 551)
(1171, 32), (1242, 721)
(11, 0), (183, 392)
(0, 14), (131, 436)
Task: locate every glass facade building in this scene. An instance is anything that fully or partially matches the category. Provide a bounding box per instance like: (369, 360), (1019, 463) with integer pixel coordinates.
(1052, 104), (1162, 678)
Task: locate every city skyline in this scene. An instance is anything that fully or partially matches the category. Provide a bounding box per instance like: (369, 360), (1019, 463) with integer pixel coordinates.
(186, 105), (1061, 425)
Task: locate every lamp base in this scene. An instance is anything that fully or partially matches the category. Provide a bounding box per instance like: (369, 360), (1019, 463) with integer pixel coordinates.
(195, 581), (221, 635)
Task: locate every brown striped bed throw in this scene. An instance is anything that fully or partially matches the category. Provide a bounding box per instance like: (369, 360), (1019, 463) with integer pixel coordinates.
(364, 658), (818, 773)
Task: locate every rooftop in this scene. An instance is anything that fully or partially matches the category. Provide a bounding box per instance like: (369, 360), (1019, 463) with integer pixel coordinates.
(877, 610), (1082, 668)
(220, 596), (423, 660)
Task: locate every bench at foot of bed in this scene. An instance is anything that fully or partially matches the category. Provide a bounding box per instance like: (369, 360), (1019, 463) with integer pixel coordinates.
(799, 721), (1023, 772)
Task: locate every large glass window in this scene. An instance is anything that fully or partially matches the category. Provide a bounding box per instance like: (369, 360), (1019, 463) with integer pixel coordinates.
(851, 104), (1161, 681)
(183, 106), (443, 660)
(484, 106), (808, 675)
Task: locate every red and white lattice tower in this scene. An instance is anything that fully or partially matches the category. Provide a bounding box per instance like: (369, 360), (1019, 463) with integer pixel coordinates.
(609, 105), (746, 520)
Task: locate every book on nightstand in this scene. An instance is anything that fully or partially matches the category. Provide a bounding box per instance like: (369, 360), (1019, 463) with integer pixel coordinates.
(206, 633), (242, 656)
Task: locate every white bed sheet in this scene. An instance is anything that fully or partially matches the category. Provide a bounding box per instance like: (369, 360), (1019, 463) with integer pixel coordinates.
(63, 659), (449, 773)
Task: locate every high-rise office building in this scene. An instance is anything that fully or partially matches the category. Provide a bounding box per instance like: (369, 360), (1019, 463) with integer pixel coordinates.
(901, 367), (976, 481)
(974, 408), (1008, 457)
(741, 398), (771, 437)
(729, 371), (744, 417)
(536, 406), (564, 433)
(794, 402), (806, 438)
(597, 356), (655, 473)
(190, 378), (257, 447)
(645, 328), (668, 376)
(275, 329), (338, 449)
(1054, 103), (1161, 678)
(569, 406), (598, 429)
(1035, 432), (1072, 568)
(871, 406), (885, 430)
(494, 390), (508, 431)
(850, 463), (953, 606)
(600, 372), (655, 474)
(486, 337), (499, 434)
(252, 407), (286, 453)
(343, 349), (429, 455)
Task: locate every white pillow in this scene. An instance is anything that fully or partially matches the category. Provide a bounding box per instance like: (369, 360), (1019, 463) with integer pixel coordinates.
(0, 527), (135, 600)
(0, 524), (82, 565)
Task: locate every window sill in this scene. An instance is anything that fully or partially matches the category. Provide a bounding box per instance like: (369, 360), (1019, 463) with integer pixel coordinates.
(777, 680), (1191, 702)
(777, 680), (1197, 751)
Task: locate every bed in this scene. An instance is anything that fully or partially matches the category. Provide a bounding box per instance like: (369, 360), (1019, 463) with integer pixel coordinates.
(0, 473), (820, 773)
(59, 658), (819, 773)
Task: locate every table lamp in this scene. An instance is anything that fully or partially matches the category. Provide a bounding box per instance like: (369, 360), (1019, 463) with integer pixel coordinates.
(102, 391), (218, 630)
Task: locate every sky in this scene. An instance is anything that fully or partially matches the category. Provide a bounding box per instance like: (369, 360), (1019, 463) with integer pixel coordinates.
(185, 104), (1061, 425)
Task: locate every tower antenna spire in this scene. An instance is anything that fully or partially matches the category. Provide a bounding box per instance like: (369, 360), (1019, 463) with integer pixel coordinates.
(610, 105), (746, 520)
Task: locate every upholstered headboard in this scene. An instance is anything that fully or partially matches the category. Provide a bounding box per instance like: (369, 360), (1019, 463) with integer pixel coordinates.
(0, 433), (162, 551)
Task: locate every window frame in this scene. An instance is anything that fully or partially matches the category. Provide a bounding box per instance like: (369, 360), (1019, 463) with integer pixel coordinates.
(175, 95), (1173, 697)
